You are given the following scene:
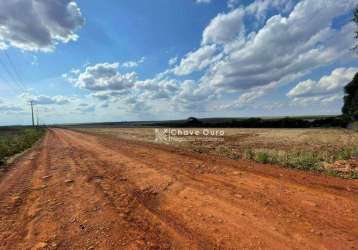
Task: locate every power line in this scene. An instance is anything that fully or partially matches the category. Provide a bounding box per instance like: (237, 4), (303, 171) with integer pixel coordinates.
(35, 104), (40, 127)
(0, 54), (26, 92)
(3, 50), (27, 91)
(0, 50), (45, 126)
(0, 69), (21, 95)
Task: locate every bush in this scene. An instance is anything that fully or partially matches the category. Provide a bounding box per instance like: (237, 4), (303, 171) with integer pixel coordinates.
(255, 152), (269, 164)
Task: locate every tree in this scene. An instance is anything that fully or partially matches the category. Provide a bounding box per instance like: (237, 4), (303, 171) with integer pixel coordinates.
(186, 117), (202, 126)
(342, 72), (358, 120)
(342, 7), (358, 121)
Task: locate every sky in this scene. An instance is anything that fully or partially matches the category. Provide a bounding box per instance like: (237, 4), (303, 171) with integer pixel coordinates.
(0, 0), (357, 125)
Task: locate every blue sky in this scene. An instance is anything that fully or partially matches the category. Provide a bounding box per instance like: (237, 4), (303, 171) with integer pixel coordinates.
(0, 0), (357, 125)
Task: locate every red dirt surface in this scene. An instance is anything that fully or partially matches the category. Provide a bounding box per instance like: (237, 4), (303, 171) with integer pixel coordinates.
(0, 128), (357, 249)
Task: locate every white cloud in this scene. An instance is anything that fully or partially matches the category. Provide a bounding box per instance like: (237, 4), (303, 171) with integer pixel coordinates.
(174, 45), (220, 75)
(169, 79), (215, 112)
(202, 8), (245, 45)
(287, 67), (358, 98)
(246, 0), (296, 21)
(0, 0), (84, 52)
(204, 0), (294, 45)
(65, 63), (137, 91)
(122, 57), (145, 68)
(201, 0), (356, 93)
(135, 77), (178, 99)
(164, 0), (356, 113)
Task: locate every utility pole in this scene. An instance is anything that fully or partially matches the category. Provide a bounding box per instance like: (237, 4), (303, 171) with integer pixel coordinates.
(30, 101), (35, 127)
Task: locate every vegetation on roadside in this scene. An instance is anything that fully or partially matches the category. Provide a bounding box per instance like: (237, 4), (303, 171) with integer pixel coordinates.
(0, 128), (45, 166)
(242, 146), (358, 179)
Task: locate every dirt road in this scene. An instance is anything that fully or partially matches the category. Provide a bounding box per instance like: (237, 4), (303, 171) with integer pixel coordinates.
(0, 129), (357, 249)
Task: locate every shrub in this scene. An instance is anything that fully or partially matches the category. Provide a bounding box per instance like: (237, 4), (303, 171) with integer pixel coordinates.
(255, 152), (269, 164)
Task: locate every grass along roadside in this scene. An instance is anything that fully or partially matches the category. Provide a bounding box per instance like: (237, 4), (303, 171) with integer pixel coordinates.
(241, 147), (358, 179)
(0, 128), (45, 167)
(213, 144), (358, 178)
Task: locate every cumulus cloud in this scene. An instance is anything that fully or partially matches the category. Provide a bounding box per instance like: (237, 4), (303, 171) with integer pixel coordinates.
(174, 45), (220, 75)
(203, 0), (295, 45)
(202, 8), (245, 45)
(172, 0), (356, 100)
(201, 0), (356, 93)
(287, 67), (358, 98)
(135, 77), (178, 99)
(162, 0), (356, 113)
(245, 0), (296, 21)
(65, 63), (137, 91)
(169, 80), (215, 112)
(0, 0), (84, 52)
